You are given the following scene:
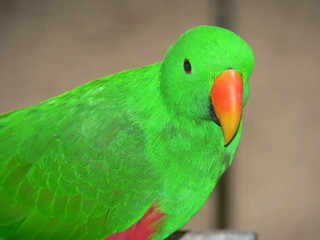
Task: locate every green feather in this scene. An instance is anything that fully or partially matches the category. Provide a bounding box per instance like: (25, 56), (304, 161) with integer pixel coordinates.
(0, 26), (254, 240)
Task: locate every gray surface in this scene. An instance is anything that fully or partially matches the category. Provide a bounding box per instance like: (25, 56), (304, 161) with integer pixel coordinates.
(177, 231), (257, 240)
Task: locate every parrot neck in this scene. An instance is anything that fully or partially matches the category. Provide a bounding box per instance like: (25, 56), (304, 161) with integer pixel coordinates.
(145, 120), (243, 239)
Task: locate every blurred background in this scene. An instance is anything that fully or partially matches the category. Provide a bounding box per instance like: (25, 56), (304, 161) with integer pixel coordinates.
(0, 0), (319, 239)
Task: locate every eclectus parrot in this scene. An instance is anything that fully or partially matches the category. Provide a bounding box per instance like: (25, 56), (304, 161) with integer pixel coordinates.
(0, 26), (254, 240)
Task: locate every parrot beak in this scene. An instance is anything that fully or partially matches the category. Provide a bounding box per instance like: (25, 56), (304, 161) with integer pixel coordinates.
(210, 69), (243, 146)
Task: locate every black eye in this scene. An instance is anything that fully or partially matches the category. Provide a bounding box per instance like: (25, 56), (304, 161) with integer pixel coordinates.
(184, 59), (192, 74)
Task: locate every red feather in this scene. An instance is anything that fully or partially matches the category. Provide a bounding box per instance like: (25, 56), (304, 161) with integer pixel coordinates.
(106, 204), (165, 240)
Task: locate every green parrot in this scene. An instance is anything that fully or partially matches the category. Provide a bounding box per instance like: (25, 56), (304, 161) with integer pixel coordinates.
(0, 26), (254, 240)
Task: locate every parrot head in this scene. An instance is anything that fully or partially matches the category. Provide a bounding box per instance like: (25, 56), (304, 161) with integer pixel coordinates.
(160, 26), (254, 145)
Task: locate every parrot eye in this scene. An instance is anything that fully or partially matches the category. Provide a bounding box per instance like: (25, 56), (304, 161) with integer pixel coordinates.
(183, 59), (192, 74)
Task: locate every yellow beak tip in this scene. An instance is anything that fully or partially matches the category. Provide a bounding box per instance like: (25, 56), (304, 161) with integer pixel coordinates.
(221, 115), (242, 146)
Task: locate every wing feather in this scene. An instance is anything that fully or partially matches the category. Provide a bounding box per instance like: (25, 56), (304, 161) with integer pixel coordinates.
(0, 65), (162, 239)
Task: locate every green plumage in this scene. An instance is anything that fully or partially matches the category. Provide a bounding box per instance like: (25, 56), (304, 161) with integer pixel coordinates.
(0, 26), (254, 240)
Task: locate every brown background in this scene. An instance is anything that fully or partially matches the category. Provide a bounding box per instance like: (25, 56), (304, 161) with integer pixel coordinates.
(1, 0), (319, 239)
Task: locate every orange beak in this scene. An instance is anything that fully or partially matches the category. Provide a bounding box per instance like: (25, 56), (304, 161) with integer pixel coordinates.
(210, 69), (243, 146)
